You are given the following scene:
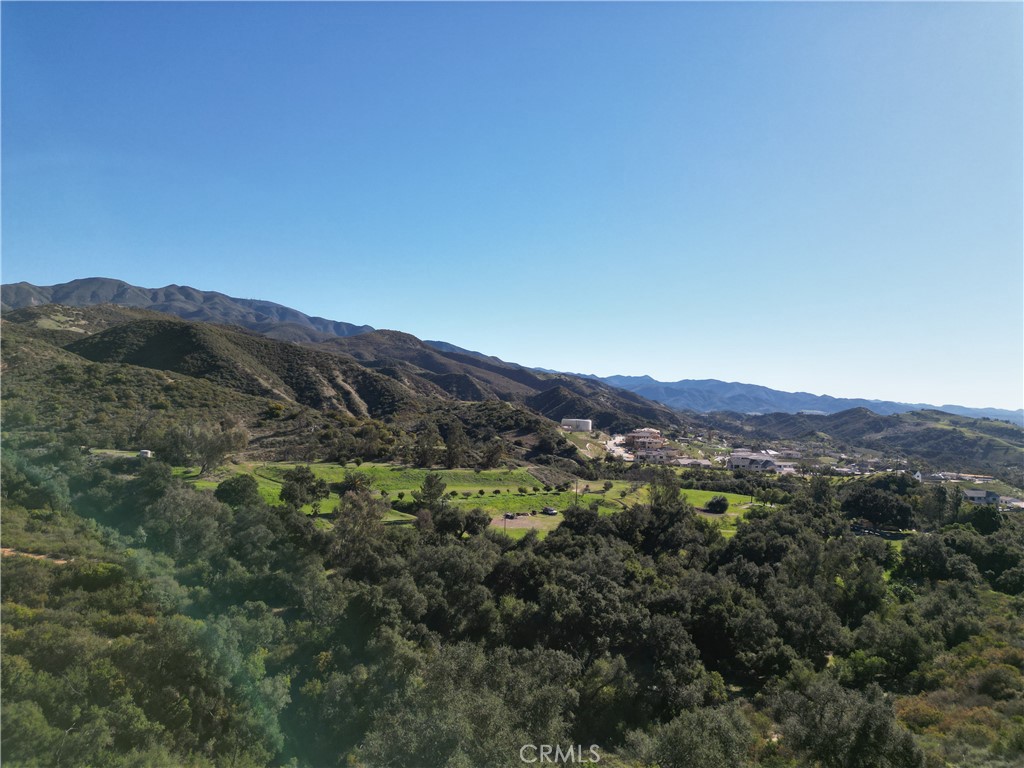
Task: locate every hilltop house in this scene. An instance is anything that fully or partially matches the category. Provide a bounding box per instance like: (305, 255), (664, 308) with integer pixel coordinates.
(963, 489), (1000, 506)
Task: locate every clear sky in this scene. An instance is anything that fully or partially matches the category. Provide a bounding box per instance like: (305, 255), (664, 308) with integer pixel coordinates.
(3, 2), (1022, 409)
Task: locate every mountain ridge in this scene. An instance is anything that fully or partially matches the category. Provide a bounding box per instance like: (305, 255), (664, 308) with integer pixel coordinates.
(1, 277), (374, 341)
(4, 303), (682, 434)
(5, 277), (1019, 423)
(561, 373), (1022, 425)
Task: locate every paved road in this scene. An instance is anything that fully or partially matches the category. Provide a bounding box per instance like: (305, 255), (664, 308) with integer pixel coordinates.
(605, 435), (634, 461)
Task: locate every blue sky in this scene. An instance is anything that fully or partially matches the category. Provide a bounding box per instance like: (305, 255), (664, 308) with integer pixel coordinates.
(3, 2), (1021, 409)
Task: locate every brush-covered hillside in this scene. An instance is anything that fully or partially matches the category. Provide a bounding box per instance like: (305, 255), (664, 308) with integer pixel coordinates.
(2, 304), (685, 471)
(707, 408), (1024, 486)
(62, 317), (416, 418)
(0, 317), (339, 459)
(5, 304), (681, 431)
(315, 330), (683, 428)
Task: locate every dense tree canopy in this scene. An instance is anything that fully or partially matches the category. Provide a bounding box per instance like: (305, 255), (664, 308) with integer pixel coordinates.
(2, 445), (1022, 767)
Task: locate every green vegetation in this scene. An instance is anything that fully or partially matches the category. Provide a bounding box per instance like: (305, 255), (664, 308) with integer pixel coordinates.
(706, 408), (1024, 488)
(4, 302), (1024, 767)
(5, 445), (1024, 767)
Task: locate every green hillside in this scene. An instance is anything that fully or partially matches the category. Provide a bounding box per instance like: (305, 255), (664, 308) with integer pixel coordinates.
(708, 408), (1024, 486)
(64, 316), (417, 418)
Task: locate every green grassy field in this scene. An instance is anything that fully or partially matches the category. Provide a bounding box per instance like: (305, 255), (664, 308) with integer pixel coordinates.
(562, 431), (608, 459)
(679, 489), (753, 510)
(175, 461), (760, 538)
(687, 491), (760, 539)
(253, 462), (545, 494)
(179, 463), (420, 520)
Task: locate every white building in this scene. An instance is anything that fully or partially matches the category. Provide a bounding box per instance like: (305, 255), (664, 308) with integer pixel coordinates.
(561, 418), (593, 432)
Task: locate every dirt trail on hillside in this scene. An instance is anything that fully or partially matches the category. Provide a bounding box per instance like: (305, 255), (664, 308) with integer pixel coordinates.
(0, 548), (72, 565)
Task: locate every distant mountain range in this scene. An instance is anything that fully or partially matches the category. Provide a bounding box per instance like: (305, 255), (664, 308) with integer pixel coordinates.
(4, 277), (1021, 425)
(588, 375), (1024, 425)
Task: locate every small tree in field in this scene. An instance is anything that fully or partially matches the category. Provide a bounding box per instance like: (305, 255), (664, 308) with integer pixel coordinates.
(706, 495), (730, 515)
(280, 465), (330, 515)
(215, 474), (261, 508)
(412, 472), (447, 513)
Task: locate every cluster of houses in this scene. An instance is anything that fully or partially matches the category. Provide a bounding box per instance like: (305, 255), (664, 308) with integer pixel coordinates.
(725, 449), (798, 474)
(562, 419), (1021, 509)
(908, 471), (1020, 508)
(616, 427), (714, 467)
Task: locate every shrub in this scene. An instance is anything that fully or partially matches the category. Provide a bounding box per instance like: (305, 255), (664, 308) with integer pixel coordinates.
(706, 496), (730, 515)
(895, 698), (944, 733)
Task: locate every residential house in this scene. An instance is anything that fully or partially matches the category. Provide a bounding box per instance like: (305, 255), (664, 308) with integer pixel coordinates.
(625, 428), (666, 450)
(963, 489), (1000, 506)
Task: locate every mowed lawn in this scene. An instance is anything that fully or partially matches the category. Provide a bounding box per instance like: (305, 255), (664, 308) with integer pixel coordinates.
(254, 462), (544, 495)
(179, 461), (760, 538)
(180, 462), (419, 522)
(182, 462), (568, 523)
(678, 489), (757, 539)
(680, 489), (754, 510)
